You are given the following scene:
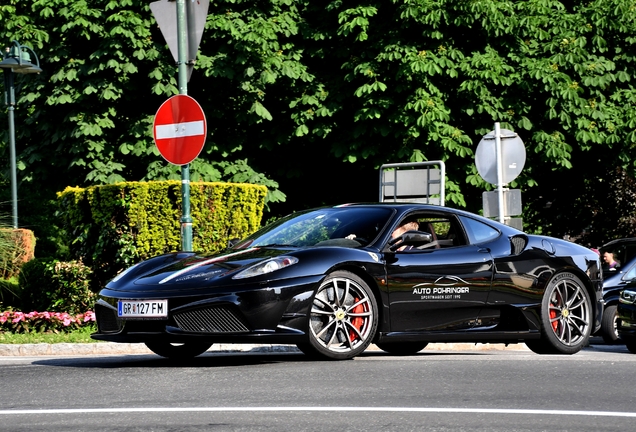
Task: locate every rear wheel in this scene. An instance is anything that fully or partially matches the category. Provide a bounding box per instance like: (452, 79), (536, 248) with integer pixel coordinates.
(376, 342), (428, 355)
(303, 271), (378, 360)
(600, 304), (620, 344)
(145, 341), (212, 359)
(526, 272), (592, 355)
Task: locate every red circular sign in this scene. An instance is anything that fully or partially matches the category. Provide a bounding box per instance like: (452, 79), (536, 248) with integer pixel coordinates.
(153, 95), (207, 165)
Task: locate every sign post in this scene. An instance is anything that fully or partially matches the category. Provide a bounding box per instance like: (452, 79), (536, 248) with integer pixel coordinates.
(475, 124), (525, 226)
(150, 0), (209, 251)
(153, 95), (207, 251)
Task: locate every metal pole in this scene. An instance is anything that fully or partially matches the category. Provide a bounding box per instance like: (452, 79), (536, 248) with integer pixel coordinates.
(494, 122), (505, 224)
(4, 69), (18, 228)
(176, 0), (192, 251)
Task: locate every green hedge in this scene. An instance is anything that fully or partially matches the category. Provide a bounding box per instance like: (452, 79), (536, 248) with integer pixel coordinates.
(57, 180), (267, 288)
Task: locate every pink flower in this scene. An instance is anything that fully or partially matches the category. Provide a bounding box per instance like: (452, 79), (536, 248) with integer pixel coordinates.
(1, 309), (95, 333)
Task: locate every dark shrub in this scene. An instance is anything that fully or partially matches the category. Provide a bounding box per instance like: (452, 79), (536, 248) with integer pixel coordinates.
(19, 258), (94, 314)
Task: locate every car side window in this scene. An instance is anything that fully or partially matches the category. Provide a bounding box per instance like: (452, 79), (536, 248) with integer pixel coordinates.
(390, 214), (467, 250)
(623, 264), (636, 281)
(458, 216), (500, 245)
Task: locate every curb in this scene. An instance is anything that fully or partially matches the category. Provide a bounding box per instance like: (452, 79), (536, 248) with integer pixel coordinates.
(0, 342), (530, 357)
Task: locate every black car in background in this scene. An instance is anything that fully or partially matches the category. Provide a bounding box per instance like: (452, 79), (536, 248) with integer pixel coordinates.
(617, 285), (636, 353)
(92, 203), (603, 360)
(597, 238), (636, 343)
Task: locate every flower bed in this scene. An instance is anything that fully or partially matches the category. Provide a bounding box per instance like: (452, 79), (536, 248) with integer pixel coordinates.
(0, 310), (95, 334)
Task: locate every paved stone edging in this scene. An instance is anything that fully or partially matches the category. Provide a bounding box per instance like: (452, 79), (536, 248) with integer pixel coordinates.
(0, 342), (529, 357)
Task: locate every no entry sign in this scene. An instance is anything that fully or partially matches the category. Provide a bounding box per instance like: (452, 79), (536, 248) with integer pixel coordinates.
(153, 94), (207, 165)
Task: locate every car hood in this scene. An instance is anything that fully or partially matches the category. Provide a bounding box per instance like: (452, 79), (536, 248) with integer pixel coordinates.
(106, 247), (293, 291)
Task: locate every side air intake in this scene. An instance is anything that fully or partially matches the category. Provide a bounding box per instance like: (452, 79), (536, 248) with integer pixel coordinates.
(510, 235), (528, 255)
(95, 303), (123, 333)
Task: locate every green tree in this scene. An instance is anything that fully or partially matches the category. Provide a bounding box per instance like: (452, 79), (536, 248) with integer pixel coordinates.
(1, 0), (636, 250)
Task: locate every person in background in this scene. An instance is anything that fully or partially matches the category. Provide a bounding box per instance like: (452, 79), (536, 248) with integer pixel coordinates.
(603, 250), (620, 272)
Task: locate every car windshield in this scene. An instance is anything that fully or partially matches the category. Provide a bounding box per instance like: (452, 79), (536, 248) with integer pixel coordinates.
(232, 207), (394, 249)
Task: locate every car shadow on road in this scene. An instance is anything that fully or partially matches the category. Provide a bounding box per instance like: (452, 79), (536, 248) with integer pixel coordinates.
(29, 337), (632, 369)
(30, 347), (510, 369)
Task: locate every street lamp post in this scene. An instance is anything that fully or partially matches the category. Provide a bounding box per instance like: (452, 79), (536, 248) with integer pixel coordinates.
(0, 41), (42, 229)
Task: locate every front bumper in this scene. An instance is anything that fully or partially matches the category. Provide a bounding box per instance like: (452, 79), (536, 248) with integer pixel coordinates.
(91, 275), (321, 345)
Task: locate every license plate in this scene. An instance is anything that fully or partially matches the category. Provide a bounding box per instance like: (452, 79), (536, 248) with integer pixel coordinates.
(118, 300), (168, 319)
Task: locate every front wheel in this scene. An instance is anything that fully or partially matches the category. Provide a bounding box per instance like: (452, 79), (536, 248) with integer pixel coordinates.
(304, 271), (378, 360)
(527, 272), (592, 355)
(145, 341), (213, 359)
(376, 342), (428, 355)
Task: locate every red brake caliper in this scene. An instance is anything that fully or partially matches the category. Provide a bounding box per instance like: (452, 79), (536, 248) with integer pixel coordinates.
(349, 298), (364, 341)
(550, 306), (559, 332)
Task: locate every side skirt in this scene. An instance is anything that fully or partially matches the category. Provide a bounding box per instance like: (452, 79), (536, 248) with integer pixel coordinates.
(375, 330), (541, 344)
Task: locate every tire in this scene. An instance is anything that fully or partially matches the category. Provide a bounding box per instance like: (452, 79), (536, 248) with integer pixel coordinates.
(305, 271), (378, 360)
(625, 340), (636, 354)
(376, 342), (428, 355)
(145, 341), (213, 359)
(527, 272), (592, 355)
(295, 343), (323, 359)
(524, 339), (557, 355)
(600, 304), (620, 344)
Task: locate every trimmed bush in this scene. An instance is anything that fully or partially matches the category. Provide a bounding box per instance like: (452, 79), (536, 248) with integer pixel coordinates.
(57, 180), (267, 288)
(0, 228), (36, 279)
(18, 258), (94, 315)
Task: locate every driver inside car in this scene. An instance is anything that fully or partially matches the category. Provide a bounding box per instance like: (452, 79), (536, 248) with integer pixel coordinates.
(390, 219), (420, 251)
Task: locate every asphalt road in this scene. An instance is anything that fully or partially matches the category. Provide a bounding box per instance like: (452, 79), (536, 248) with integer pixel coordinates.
(0, 340), (634, 431)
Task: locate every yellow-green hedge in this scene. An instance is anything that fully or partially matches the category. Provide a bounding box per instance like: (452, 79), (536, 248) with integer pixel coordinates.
(57, 181), (267, 288)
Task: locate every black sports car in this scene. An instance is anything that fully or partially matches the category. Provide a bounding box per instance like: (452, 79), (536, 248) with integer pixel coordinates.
(92, 203), (603, 360)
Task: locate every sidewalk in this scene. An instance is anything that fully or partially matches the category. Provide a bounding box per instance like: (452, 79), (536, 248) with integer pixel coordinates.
(0, 342), (530, 357)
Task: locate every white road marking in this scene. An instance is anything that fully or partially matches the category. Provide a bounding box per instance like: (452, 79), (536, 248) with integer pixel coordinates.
(1, 407), (636, 417)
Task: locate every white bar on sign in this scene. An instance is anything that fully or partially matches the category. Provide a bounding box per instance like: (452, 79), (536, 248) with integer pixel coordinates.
(156, 120), (204, 139)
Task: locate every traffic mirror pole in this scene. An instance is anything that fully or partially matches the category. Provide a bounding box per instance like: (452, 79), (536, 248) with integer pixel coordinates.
(177, 0), (192, 251)
(494, 122), (505, 224)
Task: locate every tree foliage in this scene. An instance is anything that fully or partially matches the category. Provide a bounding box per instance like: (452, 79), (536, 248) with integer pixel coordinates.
(1, 0), (636, 252)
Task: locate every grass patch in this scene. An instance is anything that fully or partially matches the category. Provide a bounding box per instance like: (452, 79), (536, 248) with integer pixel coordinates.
(0, 325), (100, 344)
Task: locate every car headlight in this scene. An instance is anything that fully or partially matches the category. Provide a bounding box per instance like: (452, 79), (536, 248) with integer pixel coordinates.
(620, 289), (636, 305)
(232, 256), (299, 280)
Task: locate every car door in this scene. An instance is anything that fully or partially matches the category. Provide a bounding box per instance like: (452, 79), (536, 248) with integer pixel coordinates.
(385, 214), (495, 332)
